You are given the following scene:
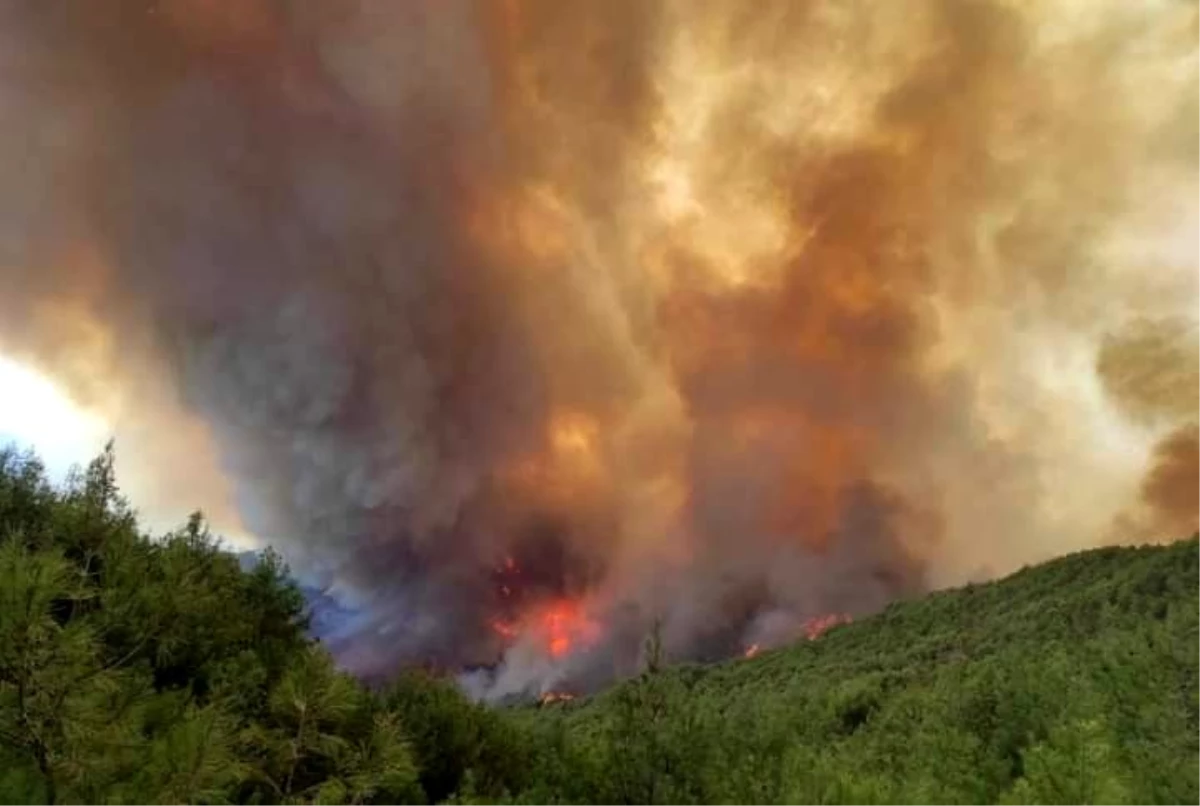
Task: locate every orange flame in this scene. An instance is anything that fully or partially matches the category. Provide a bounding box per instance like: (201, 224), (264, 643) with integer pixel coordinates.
(743, 643), (761, 658)
(803, 613), (852, 641)
(489, 597), (603, 660)
(539, 598), (601, 658)
(539, 691), (576, 705)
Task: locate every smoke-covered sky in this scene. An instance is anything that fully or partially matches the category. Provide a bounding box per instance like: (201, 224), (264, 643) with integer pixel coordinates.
(0, 0), (1195, 696)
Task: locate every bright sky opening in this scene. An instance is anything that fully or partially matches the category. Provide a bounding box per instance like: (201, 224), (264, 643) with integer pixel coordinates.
(0, 353), (257, 550)
(0, 353), (110, 480)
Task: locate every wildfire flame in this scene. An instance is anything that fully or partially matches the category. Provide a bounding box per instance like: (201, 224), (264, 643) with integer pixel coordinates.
(490, 596), (603, 660)
(538, 691), (576, 705)
(487, 553), (603, 660)
(802, 613), (853, 641)
(741, 613), (853, 658)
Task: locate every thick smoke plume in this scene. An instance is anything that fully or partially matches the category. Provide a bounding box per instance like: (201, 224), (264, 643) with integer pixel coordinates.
(0, 1), (1195, 696)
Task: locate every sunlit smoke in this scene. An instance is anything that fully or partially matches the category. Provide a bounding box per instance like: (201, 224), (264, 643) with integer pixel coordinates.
(0, 0), (1194, 698)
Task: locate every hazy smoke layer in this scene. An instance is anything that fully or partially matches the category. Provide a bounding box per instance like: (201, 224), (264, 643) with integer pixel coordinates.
(0, 0), (1195, 694)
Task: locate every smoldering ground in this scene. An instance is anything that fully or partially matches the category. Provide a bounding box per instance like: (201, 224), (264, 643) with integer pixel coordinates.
(0, 0), (1195, 696)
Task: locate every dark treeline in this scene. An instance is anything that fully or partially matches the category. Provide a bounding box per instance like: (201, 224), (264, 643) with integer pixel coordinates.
(0, 445), (1196, 804)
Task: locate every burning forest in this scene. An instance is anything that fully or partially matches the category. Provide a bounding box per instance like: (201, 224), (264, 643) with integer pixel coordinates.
(0, 0), (1195, 699)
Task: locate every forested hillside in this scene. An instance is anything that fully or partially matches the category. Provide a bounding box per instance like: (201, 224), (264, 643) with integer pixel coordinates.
(1, 444), (1195, 804)
(517, 537), (1199, 804)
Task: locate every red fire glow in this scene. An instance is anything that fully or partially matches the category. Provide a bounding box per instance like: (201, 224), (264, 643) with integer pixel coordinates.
(489, 618), (519, 640)
(743, 643), (761, 658)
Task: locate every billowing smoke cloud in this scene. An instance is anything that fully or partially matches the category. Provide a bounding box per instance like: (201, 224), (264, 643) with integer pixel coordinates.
(0, 0), (1195, 695)
(1148, 423), (1199, 510)
(1101, 315), (1199, 543)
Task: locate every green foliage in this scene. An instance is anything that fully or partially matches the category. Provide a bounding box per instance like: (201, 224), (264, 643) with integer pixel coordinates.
(0, 442), (1194, 804)
(0, 445), (414, 805)
(382, 669), (531, 803)
(510, 537), (1199, 804)
(590, 622), (711, 804)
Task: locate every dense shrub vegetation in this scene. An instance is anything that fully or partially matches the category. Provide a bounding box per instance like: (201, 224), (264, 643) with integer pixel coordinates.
(0, 444), (1195, 804)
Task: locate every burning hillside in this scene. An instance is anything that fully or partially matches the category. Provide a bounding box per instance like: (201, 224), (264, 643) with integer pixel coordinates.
(0, 1), (1195, 698)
